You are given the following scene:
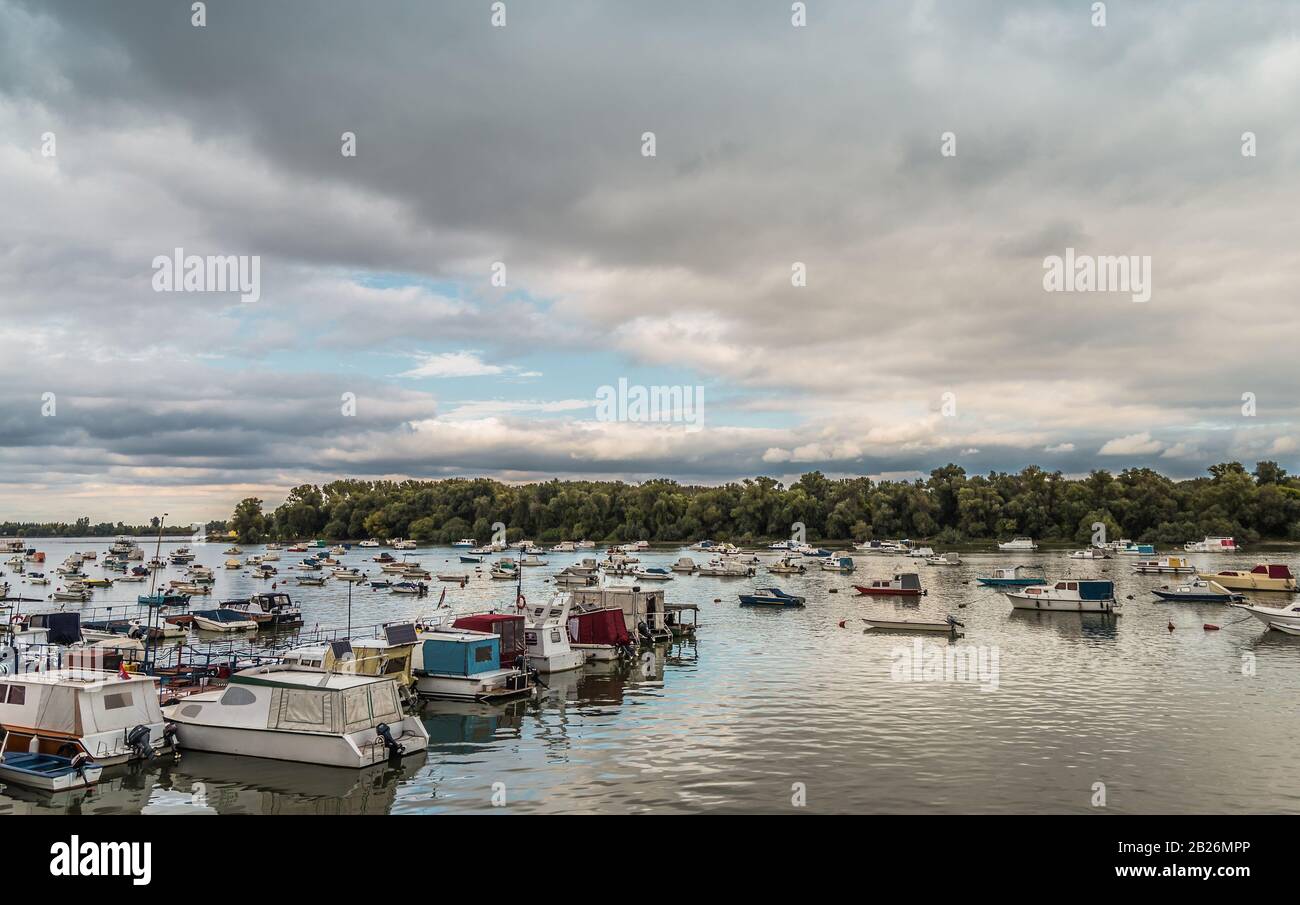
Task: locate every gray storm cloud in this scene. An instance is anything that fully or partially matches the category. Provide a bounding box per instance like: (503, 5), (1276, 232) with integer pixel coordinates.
(1, 0), (1297, 519)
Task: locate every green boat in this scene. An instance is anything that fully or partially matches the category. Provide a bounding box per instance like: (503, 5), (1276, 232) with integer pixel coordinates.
(976, 566), (1047, 587)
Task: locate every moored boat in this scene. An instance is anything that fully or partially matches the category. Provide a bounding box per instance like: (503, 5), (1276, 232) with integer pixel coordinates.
(1233, 600), (1300, 631)
(738, 587), (806, 607)
(853, 573), (925, 597)
(996, 537), (1037, 552)
(163, 665), (428, 767)
(861, 614), (963, 634)
(1133, 556), (1196, 575)
(1151, 579), (1242, 603)
(1197, 564), (1297, 592)
(1005, 579), (1120, 613)
(976, 566), (1047, 587)
(1185, 536), (1238, 553)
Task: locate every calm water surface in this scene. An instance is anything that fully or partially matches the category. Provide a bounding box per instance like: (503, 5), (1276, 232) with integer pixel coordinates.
(3, 539), (1298, 815)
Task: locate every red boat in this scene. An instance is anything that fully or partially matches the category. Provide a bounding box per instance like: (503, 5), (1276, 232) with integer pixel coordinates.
(853, 573), (925, 596)
(567, 606), (632, 662)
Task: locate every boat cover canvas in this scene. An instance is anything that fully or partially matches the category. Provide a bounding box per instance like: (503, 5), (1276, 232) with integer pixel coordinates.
(30, 612), (81, 646)
(899, 574), (921, 590)
(453, 614), (524, 665)
(1256, 564), (1294, 579)
(568, 608), (630, 646)
(1078, 581), (1115, 600)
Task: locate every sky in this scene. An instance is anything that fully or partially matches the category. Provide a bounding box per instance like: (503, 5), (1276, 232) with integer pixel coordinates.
(2, 0), (1299, 523)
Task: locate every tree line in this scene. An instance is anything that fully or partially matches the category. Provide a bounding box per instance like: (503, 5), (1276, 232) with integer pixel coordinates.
(223, 461), (1300, 546)
(0, 518), (227, 539)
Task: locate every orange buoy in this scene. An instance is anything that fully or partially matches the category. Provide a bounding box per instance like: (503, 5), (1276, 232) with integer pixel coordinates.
(1167, 621), (1175, 632)
(1204, 623), (1220, 631)
(838, 620), (846, 628)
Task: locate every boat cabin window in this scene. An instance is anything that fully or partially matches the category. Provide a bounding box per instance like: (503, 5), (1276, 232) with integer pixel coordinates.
(104, 691), (133, 710)
(220, 686), (257, 706)
(550, 630), (562, 643)
(0, 684), (24, 705)
(474, 647), (493, 663)
(1067, 582), (1077, 590)
(1055, 582), (1067, 590)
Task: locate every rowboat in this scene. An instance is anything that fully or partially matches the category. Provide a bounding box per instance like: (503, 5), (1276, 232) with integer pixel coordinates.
(738, 587), (806, 607)
(0, 747), (103, 791)
(861, 615), (964, 635)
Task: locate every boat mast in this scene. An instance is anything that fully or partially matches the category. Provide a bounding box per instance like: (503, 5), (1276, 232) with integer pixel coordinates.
(143, 512), (167, 674)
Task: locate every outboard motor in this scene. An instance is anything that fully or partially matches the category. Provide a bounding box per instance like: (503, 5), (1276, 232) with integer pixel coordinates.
(70, 752), (93, 780)
(636, 621), (653, 644)
(126, 724), (154, 762)
(375, 723), (405, 759)
(162, 722), (180, 760)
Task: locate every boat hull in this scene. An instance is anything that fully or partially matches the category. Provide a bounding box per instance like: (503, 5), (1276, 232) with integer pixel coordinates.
(169, 717), (428, 768)
(853, 586), (922, 596)
(0, 755), (103, 791)
(1198, 572), (1297, 592)
(1235, 604), (1300, 629)
(1006, 593), (1120, 613)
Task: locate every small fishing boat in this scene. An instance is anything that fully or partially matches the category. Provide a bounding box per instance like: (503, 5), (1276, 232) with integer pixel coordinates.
(459, 554), (484, 564)
(697, 557), (756, 577)
(223, 546), (243, 555)
(390, 581), (422, 594)
(296, 576), (327, 587)
(819, 555), (855, 573)
(1151, 579), (1243, 603)
(52, 584), (92, 602)
(853, 573), (925, 597)
(1198, 564), (1297, 592)
(554, 569), (598, 588)
(861, 614), (963, 634)
(1133, 556), (1196, 575)
(925, 552), (961, 566)
(767, 556), (806, 575)
(738, 587), (806, 607)
(976, 566), (1047, 587)
(0, 742), (103, 791)
(490, 561), (520, 580)
(191, 609), (259, 632)
(518, 554), (546, 567)
(1233, 600), (1300, 631)
(224, 558), (241, 569)
(1005, 579), (1120, 614)
(26, 572), (49, 585)
(1068, 547), (1110, 560)
(670, 557), (699, 573)
(1185, 536), (1238, 553)
(632, 566), (673, 581)
(996, 537), (1038, 552)
(436, 573), (468, 583)
(82, 578), (113, 588)
(332, 568), (365, 581)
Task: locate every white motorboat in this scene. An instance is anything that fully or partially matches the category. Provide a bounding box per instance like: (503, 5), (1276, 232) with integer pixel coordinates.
(696, 557), (756, 577)
(1005, 579), (1120, 613)
(1234, 601), (1300, 631)
(925, 552), (961, 566)
(1185, 536), (1238, 553)
(767, 556), (806, 574)
(522, 593), (585, 673)
(359, 539), (380, 548)
(996, 537), (1038, 552)
(819, 555), (855, 573)
(907, 547), (936, 558)
(632, 566), (673, 581)
(1069, 547), (1111, 560)
(164, 665), (428, 768)
(191, 609), (259, 632)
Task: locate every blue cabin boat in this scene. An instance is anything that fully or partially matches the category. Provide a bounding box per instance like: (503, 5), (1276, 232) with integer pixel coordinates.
(410, 629), (533, 701)
(738, 587), (806, 608)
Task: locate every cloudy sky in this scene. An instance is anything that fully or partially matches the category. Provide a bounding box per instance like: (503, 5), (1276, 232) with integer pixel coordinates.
(2, 0), (1299, 522)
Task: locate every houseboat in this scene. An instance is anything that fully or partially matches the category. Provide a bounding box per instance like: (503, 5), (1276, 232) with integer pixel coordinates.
(163, 665), (428, 768)
(1197, 564), (1297, 592)
(410, 626), (534, 701)
(853, 573), (925, 597)
(0, 668), (172, 765)
(1005, 579), (1120, 613)
(1116, 543), (1156, 556)
(571, 586), (673, 645)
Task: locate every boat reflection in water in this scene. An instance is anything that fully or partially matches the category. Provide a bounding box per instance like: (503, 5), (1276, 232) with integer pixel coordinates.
(151, 750), (425, 815)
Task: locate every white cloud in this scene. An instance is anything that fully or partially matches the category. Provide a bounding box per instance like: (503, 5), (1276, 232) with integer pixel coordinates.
(400, 351), (506, 379)
(1099, 432), (1164, 456)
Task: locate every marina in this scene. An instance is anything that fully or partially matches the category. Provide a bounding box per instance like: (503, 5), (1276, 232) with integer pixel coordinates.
(3, 535), (1299, 814)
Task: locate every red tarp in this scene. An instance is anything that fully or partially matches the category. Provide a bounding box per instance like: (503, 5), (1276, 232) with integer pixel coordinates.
(569, 608), (630, 646)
